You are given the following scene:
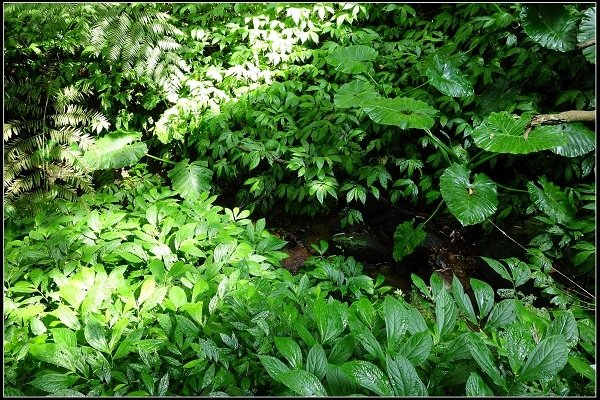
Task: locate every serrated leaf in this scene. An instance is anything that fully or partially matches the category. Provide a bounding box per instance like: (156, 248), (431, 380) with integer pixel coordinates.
(485, 299), (517, 329)
(385, 354), (427, 396)
(258, 355), (290, 381)
(82, 130), (147, 170)
(578, 7), (595, 63)
(426, 54), (474, 97)
(551, 123), (596, 157)
(168, 158), (213, 200)
(274, 337), (303, 369)
(341, 360), (394, 396)
(168, 285), (188, 309)
(471, 112), (567, 154)
(465, 371), (493, 396)
(518, 335), (569, 382)
(278, 370), (328, 396)
(157, 373), (169, 396)
(451, 275), (477, 324)
(520, 5), (577, 51)
(467, 333), (506, 389)
(306, 344), (327, 380)
(435, 288), (457, 339)
(397, 331), (433, 366)
(52, 305), (81, 330)
(382, 296), (408, 345)
(439, 163), (498, 226)
(334, 80), (381, 109)
(28, 373), (79, 393)
(393, 221), (427, 261)
(84, 316), (110, 353)
(548, 311), (578, 347)
(362, 97), (437, 130)
(470, 279), (494, 319)
(326, 45), (378, 74)
(527, 177), (576, 224)
(349, 317), (385, 362)
(480, 257), (512, 282)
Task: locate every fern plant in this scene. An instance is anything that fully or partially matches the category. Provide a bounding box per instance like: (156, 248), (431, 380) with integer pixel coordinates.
(3, 78), (110, 218)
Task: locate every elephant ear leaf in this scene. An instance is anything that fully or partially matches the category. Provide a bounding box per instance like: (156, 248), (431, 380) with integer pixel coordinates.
(550, 123), (595, 157)
(470, 112), (567, 154)
(393, 221), (427, 261)
(527, 177), (576, 224)
(334, 80), (381, 109)
(440, 163), (498, 226)
(426, 54), (474, 97)
(361, 97), (437, 130)
(326, 45), (378, 74)
(577, 6), (595, 64)
(168, 159), (213, 200)
(520, 4), (577, 52)
(82, 129), (148, 170)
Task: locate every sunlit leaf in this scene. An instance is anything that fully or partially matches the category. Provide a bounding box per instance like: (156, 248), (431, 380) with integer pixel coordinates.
(465, 372), (493, 396)
(362, 97), (437, 130)
(520, 5), (577, 51)
(550, 123), (595, 157)
(341, 360), (394, 396)
(578, 7), (596, 63)
(168, 158), (213, 200)
(278, 370), (328, 396)
(28, 373), (79, 393)
(326, 45), (378, 74)
(334, 80), (381, 109)
(81, 129), (148, 170)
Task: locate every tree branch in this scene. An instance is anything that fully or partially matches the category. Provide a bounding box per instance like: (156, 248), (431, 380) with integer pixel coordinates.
(524, 110), (595, 138)
(577, 39), (596, 50)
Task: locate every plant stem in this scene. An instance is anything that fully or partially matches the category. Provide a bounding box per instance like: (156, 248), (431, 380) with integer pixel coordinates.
(423, 199), (444, 226)
(425, 129), (456, 165)
(469, 152), (498, 169)
(399, 81), (428, 97)
(496, 183), (528, 194)
(145, 153), (177, 165)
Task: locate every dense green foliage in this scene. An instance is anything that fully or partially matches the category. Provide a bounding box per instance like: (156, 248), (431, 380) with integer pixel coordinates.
(3, 3), (596, 396)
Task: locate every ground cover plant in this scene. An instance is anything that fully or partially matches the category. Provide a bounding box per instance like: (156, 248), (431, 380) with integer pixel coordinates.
(3, 3), (596, 396)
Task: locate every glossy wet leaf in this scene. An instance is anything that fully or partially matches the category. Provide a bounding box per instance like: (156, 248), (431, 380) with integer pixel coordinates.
(435, 288), (457, 339)
(470, 112), (567, 154)
(467, 333), (506, 390)
(397, 331), (433, 366)
(527, 177), (576, 224)
(518, 335), (569, 382)
(334, 79), (380, 109)
(274, 337), (303, 369)
(520, 5), (577, 51)
(326, 45), (378, 74)
(470, 279), (494, 319)
(392, 221), (427, 261)
(84, 316), (110, 353)
(485, 299), (517, 329)
(278, 370), (328, 396)
(362, 97), (437, 130)
(258, 355), (290, 381)
(578, 7), (595, 63)
(451, 275), (477, 324)
(426, 54), (474, 97)
(465, 371), (493, 396)
(386, 354), (427, 396)
(550, 123), (595, 157)
(382, 296), (408, 345)
(28, 373), (79, 393)
(306, 344), (327, 380)
(341, 360), (394, 396)
(439, 163), (498, 226)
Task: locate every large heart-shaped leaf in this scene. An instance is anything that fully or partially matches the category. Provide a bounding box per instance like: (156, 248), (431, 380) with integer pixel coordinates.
(393, 221), (426, 261)
(520, 5), (577, 52)
(81, 130), (148, 170)
(439, 163), (498, 226)
(334, 80), (381, 109)
(577, 7), (596, 64)
(426, 54), (474, 97)
(168, 159), (213, 200)
(362, 97), (437, 130)
(551, 123), (595, 157)
(326, 45), (378, 74)
(527, 177), (576, 224)
(470, 112), (567, 154)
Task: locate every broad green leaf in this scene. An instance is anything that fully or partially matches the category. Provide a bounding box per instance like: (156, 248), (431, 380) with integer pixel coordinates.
(326, 45), (378, 74)
(362, 97), (437, 130)
(59, 284), (86, 310)
(397, 331), (433, 366)
(137, 277), (156, 307)
(313, 298), (344, 344)
(578, 7), (596, 63)
(382, 296), (408, 346)
(84, 316), (110, 353)
(168, 285), (188, 309)
(435, 288), (457, 340)
(325, 363), (358, 396)
(29, 343), (74, 371)
(548, 311), (578, 347)
(88, 211), (102, 233)
(334, 80), (380, 109)
(485, 299), (517, 329)
(568, 355), (596, 382)
(470, 279), (494, 319)
(465, 371), (493, 396)
(504, 323), (535, 374)
(470, 112), (567, 154)
(157, 373), (169, 396)
(328, 335), (355, 365)
(341, 360), (394, 396)
(113, 328), (144, 360)
(258, 355), (290, 381)
(28, 373), (79, 393)
(168, 158), (213, 200)
(386, 354), (427, 396)
(520, 5), (577, 51)
(527, 177), (576, 224)
(393, 221), (427, 261)
(426, 54), (474, 97)
(278, 370), (328, 396)
(551, 123), (595, 157)
(274, 337), (303, 369)
(349, 316), (385, 362)
(30, 317), (47, 335)
(82, 130), (148, 170)
(306, 344), (327, 380)
(439, 163), (497, 226)
(467, 333), (506, 390)
(480, 257), (512, 282)
(518, 335), (569, 382)
(404, 303), (428, 334)
(451, 275), (477, 324)
(52, 305), (81, 330)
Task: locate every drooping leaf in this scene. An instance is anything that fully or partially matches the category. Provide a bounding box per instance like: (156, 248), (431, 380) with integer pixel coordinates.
(362, 97), (437, 130)
(470, 112), (567, 154)
(341, 360), (394, 396)
(465, 372), (493, 396)
(578, 7), (596, 63)
(439, 163), (498, 226)
(470, 279), (494, 319)
(306, 344), (327, 380)
(518, 335), (569, 382)
(84, 316), (110, 353)
(278, 370), (328, 396)
(81, 130), (148, 170)
(527, 177), (576, 224)
(451, 275), (477, 324)
(467, 333), (507, 390)
(520, 5), (577, 52)
(334, 80), (381, 109)
(385, 354), (428, 396)
(168, 158), (213, 200)
(480, 257), (512, 282)
(426, 54), (474, 97)
(435, 288), (457, 340)
(258, 355), (290, 381)
(326, 45), (378, 74)
(274, 337), (303, 369)
(393, 221), (427, 261)
(550, 123), (595, 157)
